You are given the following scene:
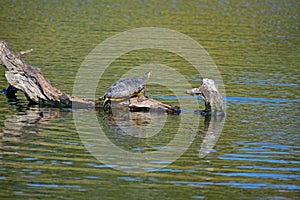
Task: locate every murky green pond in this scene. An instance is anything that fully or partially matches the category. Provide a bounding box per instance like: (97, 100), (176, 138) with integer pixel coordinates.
(0, 0), (299, 199)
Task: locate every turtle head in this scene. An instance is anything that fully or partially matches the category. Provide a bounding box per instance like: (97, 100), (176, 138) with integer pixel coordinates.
(143, 71), (151, 81)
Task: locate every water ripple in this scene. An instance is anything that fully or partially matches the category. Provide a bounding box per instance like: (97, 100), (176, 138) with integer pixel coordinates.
(210, 172), (300, 181)
(168, 180), (300, 190)
(236, 165), (300, 172)
(27, 182), (82, 189)
(219, 155), (299, 164)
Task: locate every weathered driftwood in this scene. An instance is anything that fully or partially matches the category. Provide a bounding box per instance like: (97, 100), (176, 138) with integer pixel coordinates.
(186, 78), (224, 115)
(0, 41), (180, 113)
(0, 40), (94, 107)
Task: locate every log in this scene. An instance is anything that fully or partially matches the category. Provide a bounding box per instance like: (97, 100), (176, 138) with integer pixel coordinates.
(0, 41), (179, 113)
(128, 96), (180, 114)
(0, 40), (94, 107)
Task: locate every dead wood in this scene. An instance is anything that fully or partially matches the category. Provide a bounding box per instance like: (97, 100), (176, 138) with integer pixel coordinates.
(129, 96), (180, 114)
(0, 41), (179, 113)
(0, 40), (94, 107)
(186, 78), (224, 115)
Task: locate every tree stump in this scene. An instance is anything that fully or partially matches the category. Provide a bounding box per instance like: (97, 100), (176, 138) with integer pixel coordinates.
(186, 78), (225, 115)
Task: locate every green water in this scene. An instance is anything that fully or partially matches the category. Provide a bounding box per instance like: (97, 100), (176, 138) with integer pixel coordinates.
(0, 0), (299, 199)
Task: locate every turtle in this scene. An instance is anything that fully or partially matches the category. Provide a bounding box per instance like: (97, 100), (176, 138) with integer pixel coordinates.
(101, 71), (151, 107)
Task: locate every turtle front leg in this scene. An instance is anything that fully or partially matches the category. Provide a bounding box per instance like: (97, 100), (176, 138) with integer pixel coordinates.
(143, 88), (149, 98)
(135, 88), (147, 102)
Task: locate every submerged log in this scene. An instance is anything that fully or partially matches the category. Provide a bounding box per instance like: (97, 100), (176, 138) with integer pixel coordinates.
(0, 40), (94, 107)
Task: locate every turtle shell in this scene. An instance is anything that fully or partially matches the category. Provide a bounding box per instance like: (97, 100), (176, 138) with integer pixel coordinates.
(104, 77), (145, 99)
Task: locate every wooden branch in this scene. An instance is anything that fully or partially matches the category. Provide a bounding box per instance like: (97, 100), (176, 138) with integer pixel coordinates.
(0, 40), (94, 107)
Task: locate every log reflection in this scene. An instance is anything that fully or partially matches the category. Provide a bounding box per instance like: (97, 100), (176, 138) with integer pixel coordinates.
(198, 114), (225, 159)
(101, 106), (168, 139)
(1, 103), (224, 160)
(0, 105), (64, 154)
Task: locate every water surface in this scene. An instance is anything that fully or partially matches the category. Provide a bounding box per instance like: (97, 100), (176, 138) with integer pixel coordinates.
(0, 0), (299, 199)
